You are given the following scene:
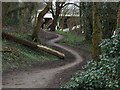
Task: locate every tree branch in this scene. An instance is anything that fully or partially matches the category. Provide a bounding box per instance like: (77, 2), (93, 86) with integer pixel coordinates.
(50, 3), (55, 18)
(62, 3), (80, 8)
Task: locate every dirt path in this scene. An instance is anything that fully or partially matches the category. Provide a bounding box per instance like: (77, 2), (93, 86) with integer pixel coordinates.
(2, 32), (89, 88)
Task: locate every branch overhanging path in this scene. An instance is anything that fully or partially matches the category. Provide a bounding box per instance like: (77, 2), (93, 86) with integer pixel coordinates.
(3, 31), (83, 88)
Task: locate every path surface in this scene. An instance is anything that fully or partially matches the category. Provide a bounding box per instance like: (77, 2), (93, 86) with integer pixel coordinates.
(2, 32), (83, 88)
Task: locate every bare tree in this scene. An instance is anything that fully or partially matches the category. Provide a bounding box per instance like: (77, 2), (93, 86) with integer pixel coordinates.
(32, 2), (51, 42)
(49, 1), (80, 31)
(50, 2), (65, 31)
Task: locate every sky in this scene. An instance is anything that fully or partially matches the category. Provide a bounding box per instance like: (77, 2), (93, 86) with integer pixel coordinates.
(1, 0), (120, 2)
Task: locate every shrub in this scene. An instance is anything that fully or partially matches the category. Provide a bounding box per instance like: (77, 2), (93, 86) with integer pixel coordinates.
(61, 34), (120, 90)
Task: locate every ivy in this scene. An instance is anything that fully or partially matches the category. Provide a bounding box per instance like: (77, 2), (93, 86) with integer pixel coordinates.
(61, 34), (120, 90)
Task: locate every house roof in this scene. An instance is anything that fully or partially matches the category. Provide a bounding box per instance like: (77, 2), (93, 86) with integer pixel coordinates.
(37, 9), (53, 19)
(44, 13), (53, 19)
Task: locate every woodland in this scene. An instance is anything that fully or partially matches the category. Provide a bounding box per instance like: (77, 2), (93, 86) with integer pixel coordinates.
(1, 1), (120, 90)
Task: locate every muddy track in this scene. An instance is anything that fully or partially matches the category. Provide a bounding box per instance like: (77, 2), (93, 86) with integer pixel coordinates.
(2, 32), (84, 88)
(46, 32), (83, 71)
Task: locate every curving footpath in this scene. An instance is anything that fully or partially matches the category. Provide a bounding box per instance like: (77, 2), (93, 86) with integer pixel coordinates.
(2, 32), (83, 88)
(46, 32), (83, 71)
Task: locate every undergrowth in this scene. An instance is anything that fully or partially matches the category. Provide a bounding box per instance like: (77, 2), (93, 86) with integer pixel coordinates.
(61, 34), (120, 90)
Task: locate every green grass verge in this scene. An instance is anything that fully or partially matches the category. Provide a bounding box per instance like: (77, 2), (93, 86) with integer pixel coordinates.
(56, 30), (92, 52)
(2, 35), (58, 71)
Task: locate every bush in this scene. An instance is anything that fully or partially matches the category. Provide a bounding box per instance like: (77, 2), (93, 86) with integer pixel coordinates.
(61, 34), (120, 90)
(100, 35), (120, 58)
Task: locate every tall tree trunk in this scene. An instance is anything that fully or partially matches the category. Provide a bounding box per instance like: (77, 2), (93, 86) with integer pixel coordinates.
(116, 4), (120, 34)
(32, 2), (51, 42)
(79, 2), (82, 33)
(92, 2), (102, 60)
(83, 3), (93, 41)
(50, 2), (65, 31)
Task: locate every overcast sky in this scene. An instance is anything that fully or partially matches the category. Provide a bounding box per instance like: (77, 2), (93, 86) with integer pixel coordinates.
(1, 0), (120, 2)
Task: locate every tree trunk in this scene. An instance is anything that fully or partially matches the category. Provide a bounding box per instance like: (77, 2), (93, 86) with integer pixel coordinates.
(92, 2), (102, 61)
(79, 2), (82, 33)
(32, 2), (51, 42)
(116, 4), (120, 34)
(59, 7), (68, 30)
(82, 3), (93, 41)
(2, 32), (65, 59)
(50, 16), (58, 31)
(50, 2), (64, 31)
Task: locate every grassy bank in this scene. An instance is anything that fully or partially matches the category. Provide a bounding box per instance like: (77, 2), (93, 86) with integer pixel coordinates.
(2, 33), (59, 71)
(56, 30), (92, 52)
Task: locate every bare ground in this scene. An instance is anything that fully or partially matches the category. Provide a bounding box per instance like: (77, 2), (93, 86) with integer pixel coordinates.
(2, 31), (91, 89)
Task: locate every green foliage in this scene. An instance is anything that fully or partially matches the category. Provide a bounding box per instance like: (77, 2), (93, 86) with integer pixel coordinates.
(61, 34), (120, 90)
(100, 35), (120, 58)
(56, 30), (84, 45)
